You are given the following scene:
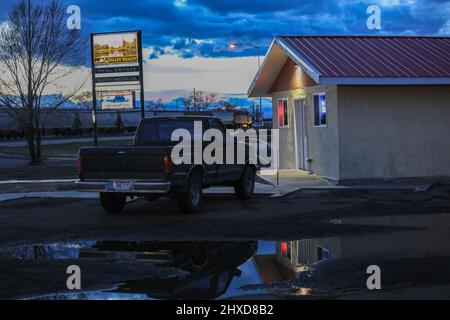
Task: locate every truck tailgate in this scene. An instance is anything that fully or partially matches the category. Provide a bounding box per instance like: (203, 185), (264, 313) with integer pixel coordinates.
(79, 146), (171, 180)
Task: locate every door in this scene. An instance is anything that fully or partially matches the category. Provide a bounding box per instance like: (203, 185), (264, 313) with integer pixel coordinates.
(294, 99), (308, 170)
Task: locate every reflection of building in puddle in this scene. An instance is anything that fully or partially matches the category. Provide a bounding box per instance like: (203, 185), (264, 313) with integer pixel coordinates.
(254, 240), (335, 283)
(255, 213), (450, 282)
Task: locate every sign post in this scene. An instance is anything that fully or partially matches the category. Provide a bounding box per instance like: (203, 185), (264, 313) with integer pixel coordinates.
(137, 30), (145, 120)
(90, 30), (145, 146)
(89, 33), (98, 146)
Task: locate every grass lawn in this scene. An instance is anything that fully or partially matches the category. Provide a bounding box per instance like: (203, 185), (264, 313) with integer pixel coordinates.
(0, 138), (133, 157)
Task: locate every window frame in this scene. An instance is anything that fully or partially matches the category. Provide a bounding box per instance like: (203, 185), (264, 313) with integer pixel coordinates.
(277, 98), (289, 128)
(313, 92), (328, 128)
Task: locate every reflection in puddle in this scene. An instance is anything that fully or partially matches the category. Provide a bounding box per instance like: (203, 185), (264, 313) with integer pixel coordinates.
(0, 241), (96, 260)
(2, 241), (267, 300)
(3, 213), (450, 299)
(258, 213), (450, 284)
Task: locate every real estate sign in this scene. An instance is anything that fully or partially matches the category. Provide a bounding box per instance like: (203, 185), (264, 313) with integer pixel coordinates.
(90, 30), (144, 114)
(100, 91), (135, 110)
(91, 31), (143, 93)
(93, 32), (139, 65)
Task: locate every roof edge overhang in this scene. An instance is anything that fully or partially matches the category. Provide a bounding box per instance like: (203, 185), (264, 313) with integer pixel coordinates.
(275, 37), (321, 84)
(246, 39), (276, 97)
(247, 37), (322, 97)
(247, 36), (450, 97)
(321, 77), (450, 85)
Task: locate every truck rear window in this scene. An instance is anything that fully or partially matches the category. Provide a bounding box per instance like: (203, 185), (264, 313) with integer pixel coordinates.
(140, 120), (198, 143)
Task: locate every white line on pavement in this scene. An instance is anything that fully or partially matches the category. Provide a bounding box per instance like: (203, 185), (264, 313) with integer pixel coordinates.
(0, 179), (76, 184)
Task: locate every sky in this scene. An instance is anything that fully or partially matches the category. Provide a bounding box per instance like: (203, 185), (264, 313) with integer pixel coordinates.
(0, 0), (449, 97)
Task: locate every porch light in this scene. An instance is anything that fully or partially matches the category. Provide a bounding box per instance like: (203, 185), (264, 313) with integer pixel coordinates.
(296, 64), (302, 83)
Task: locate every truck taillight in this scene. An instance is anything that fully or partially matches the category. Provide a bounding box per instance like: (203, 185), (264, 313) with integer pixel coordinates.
(77, 153), (83, 175)
(163, 154), (173, 174)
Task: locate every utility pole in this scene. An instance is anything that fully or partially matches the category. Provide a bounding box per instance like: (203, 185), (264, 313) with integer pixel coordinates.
(229, 43), (262, 123)
(193, 88), (196, 111)
(257, 46), (263, 123)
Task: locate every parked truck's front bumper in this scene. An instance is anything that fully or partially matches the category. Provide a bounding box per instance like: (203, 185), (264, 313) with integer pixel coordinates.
(75, 180), (171, 193)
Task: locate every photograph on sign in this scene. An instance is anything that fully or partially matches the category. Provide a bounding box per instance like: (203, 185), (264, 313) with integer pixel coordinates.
(93, 32), (138, 65)
(100, 91), (135, 110)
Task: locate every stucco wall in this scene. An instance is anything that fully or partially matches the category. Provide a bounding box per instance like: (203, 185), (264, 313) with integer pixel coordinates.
(338, 86), (450, 181)
(305, 85), (340, 181)
(271, 85), (340, 180)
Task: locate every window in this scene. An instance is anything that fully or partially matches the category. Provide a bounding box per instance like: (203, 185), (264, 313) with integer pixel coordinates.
(208, 118), (226, 135)
(317, 246), (330, 261)
(281, 241), (291, 260)
(140, 119), (198, 143)
(278, 99), (289, 128)
(313, 93), (327, 127)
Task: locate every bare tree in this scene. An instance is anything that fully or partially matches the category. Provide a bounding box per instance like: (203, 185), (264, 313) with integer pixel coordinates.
(215, 100), (238, 112)
(147, 98), (165, 111)
(0, 0), (87, 164)
(72, 91), (92, 109)
(182, 89), (217, 112)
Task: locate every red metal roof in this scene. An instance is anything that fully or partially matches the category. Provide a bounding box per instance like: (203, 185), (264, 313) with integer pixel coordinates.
(280, 36), (450, 78)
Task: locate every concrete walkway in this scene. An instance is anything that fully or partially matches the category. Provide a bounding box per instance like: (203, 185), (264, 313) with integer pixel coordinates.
(257, 169), (332, 196)
(260, 169), (433, 191)
(0, 169), (434, 202)
(0, 184), (277, 202)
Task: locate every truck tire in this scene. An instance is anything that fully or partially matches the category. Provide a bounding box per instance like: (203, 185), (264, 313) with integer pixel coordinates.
(234, 166), (255, 199)
(100, 193), (126, 213)
(177, 174), (202, 214)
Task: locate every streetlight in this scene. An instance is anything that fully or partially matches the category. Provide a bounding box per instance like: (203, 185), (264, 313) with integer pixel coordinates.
(229, 43), (262, 123)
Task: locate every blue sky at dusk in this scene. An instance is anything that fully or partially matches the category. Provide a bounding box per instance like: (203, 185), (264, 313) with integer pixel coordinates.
(0, 0), (449, 96)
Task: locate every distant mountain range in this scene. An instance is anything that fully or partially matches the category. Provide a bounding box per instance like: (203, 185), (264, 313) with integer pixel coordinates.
(143, 90), (273, 118)
(40, 91), (273, 118)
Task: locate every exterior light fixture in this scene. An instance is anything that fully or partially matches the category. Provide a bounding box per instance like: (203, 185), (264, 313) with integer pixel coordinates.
(296, 65), (302, 83)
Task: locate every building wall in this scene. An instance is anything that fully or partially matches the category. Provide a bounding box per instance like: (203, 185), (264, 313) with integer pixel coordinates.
(269, 59), (316, 93)
(305, 85), (340, 181)
(269, 60), (340, 180)
(271, 86), (340, 181)
(338, 86), (450, 181)
(271, 89), (303, 169)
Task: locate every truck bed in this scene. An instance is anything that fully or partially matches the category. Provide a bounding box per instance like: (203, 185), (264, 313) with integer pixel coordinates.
(78, 146), (172, 181)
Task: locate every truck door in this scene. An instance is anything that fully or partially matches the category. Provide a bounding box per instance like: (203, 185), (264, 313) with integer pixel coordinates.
(207, 119), (238, 183)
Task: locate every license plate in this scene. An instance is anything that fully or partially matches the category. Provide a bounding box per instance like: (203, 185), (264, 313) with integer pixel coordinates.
(105, 181), (133, 192)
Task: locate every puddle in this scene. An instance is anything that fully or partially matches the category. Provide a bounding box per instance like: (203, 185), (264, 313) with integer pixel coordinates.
(3, 213), (450, 299)
(1, 240), (268, 300)
(0, 241), (96, 260)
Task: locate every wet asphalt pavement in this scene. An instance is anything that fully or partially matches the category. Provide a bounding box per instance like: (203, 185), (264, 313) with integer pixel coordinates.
(0, 184), (449, 299)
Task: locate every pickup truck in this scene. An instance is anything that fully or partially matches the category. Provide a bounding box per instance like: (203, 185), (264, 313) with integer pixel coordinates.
(76, 116), (257, 214)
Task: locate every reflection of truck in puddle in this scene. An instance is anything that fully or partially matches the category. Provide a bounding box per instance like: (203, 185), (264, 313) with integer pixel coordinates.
(81, 241), (258, 299)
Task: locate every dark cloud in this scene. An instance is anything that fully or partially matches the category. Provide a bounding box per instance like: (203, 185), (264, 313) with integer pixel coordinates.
(1, 0), (449, 59)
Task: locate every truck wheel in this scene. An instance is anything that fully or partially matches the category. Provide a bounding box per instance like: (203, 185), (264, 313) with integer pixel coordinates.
(235, 166), (255, 199)
(100, 193), (126, 213)
(177, 174), (202, 214)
